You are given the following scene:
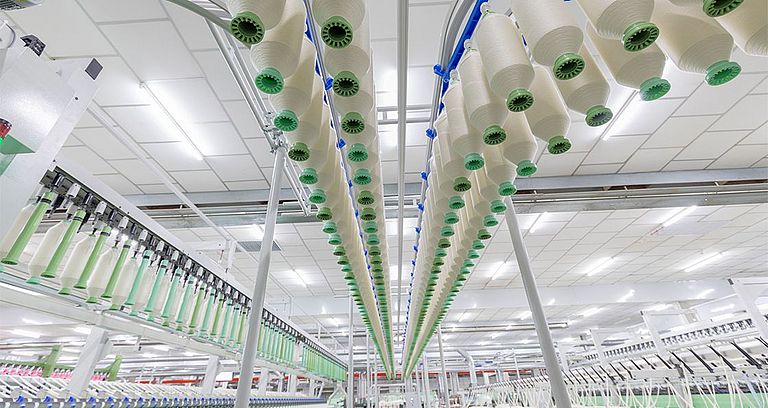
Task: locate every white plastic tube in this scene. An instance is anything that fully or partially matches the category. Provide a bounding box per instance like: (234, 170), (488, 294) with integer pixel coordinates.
(525, 66), (572, 155)
(715, 0), (767, 57)
(130, 266), (156, 316)
(443, 80), (485, 171)
(226, 0), (286, 44)
(510, 0), (586, 80)
(434, 113), (472, 195)
(26, 219), (67, 284)
(474, 11), (535, 112)
(457, 48), (510, 146)
(653, 0), (742, 86)
(312, 0), (367, 49)
(575, 0), (659, 51)
(667, 0), (743, 18)
(86, 243), (120, 303)
(58, 231), (96, 295)
(248, 0), (306, 94)
(0, 202), (34, 259)
(555, 48), (614, 127)
(111, 253), (139, 309)
(481, 146), (518, 197)
(586, 23), (670, 101)
(270, 38), (321, 132)
(501, 112), (539, 177)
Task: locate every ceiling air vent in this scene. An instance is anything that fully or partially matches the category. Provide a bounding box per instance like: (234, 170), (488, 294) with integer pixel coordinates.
(238, 241), (281, 252)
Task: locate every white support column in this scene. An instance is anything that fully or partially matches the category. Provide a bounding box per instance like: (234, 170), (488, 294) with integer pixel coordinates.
(504, 199), (572, 408)
(68, 327), (111, 397)
(556, 343), (570, 372)
(288, 374), (298, 394)
(347, 296), (354, 408)
(641, 311), (669, 356)
(437, 327), (450, 407)
(258, 367), (270, 395)
(201, 356), (221, 394)
(422, 356), (432, 408)
(366, 333), (371, 408)
(512, 352), (521, 380)
(730, 278), (768, 340)
(234, 148), (286, 408)
(277, 372), (284, 393)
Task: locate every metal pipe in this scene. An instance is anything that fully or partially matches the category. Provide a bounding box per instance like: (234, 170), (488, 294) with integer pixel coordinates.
(422, 355), (432, 408)
(503, 198), (572, 408)
(163, 0), (229, 30)
(234, 148), (287, 408)
(456, 349), (477, 387)
(395, 0), (410, 350)
(347, 296), (354, 408)
(437, 327), (450, 407)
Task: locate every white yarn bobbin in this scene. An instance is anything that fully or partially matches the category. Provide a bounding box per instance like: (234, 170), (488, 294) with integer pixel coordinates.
(715, 0), (767, 57)
(334, 67), (375, 135)
(668, 0), (744, 18)
(501, 112), (539, 177)
(286, 92), (326, 163)
(435, 112), (472, 196)
(525, 65), (572, 155)
(555, 47), (614, 127)
(457, 48), (510, 146)
(586, 23), (670, 101)
(270, 38), (320, 132)
(510, 0), (586, 80)
(481, 146), (518, 197)
(248, 0), (306, 95)
(443, 80), (486, 172)
(226, 0), (285, 45)
(575, 0), (659, 51)
(653, 0), (741, 86)
(312, 0), (367, 49)
(474, 11), (535, 112)
(325, 11), (371, 74)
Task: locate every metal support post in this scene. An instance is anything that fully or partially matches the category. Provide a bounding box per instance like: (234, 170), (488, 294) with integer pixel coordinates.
(641, 311), (669, 356)
(437, 327), (450, 407)
(202, 356), (221, 394)
(258, 367), (270, 395)
(234, 147), (286, 408)
(288, 374), (298, 393)
(68, 327), (111, 397)
(512, 351), (521, 380)
(277, 372), (284, 393)
(504, 198), (572, 408)
(556, 343), (570, 372)
(730, 278), (768, 340)
(347, 296), (354, 408)
(422, 356), (432, 408)
(366, 333), (371, 408)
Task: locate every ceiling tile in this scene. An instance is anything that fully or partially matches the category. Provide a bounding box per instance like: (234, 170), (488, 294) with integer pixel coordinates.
(245, 138), (276, 167)
(105, 105), (184, 143)
(676, 131), (750, 160)
(77, 0), (167, 22)
(97, 174), (142, 195)
(709, 94), (768, 132)
(58, 146), (115, 174)
(73, 127), (135, 160)
(674, 73), (765, 116)
(171, 170), (227, 192)
(642, 116), (718, 149)
(368, 0), (397, 40)
(575, 163), (624, 175)
(142, 142), (210, 171)
(223, 100), (263, 139)
(708, 145), (767, 169)
(582, 135), (647, 165)
(163, 2), (218, 50)
(620, 148), (681, 173)
(137, 184), (173, 194)
(739, 123), (768, 145)
(532, 152), (587, 177)
(110, 159), (163, 185)
(663, 160), (713, 171)
(92, 57), (150, 106)
(226, 180), (270, 190)
(193, 50), (244, 101)
(609, 98), (685, 136)
(207, 155), (263, 182)
(565, 121), (603, 153)
(145, 79), (228, 123)
(188, 122), (247, 156)
(408, 3), (451, 67)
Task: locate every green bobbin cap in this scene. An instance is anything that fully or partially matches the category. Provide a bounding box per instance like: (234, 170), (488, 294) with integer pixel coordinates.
(440, 226), (454, 237)
(357, 190), (374, 205)
(273, 110), (298, 132)
(499, 181), (518, 196)
(341, 266), (352, 273)
(639, 77), (671, 101)
(547, 135), (572, 155)
(517, 159), (538, 176)
(464, 152), (485, 170)
(341, 112), (366, 134)
(453, 176), (472, 192)
(703, 0), (743, 16)
(288, 142), (310, 162)
(347, 143), (369, 162)
(553, 52), (585, 80)
(360, 207), (376, 221)
(328, 234), (342, 245)
(483, 215), (499, 227)
(586, 105), (613, 127)
(369, 246), (381, 256)
(353, 168), (372, 185)
(706, 60), (741, 86)
(299, 168), (318, 185)
(86, 296), (98, 304)
(316, 207), (333, 221)
(438, 238), (452, 249)
(490, 199), (507, 214)
(367, 235), (380, 246)
(58, 287), (72, 296)
(322, 221), (337, 234)
(483, 125), (507, 145)
(507, 88), (534, 112)
(448, 196), (465, 210)
(255, 67), (284, 94)
(433, 258), (445, 267)
(444, 212), (459, 225)
(478, 229), (492, 240)
(321, 16), (354, 48)
(435, 248), (447, 258)
(463, 260), (475, 268)
(363, 221), (378, 234)
(309, 189), (326, 204)
(229, 11), (265, 45)
(25, 277), (41, 285)
(333, 71), (360, 97)
(333, 246), (346, 256)
(370, 255), (382, 265)
(337, 256), (349, 265)
(622, 21), (659, 52)
(468, 249), (480, 259)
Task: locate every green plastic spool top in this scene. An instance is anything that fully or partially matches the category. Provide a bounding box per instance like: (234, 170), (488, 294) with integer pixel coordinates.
(363, 221), (378, 234)
(255, 67), (284, 94)
(26, 276), (41, 285)
(341, 266), (352, 274)
(299, 168), (318, 185)
(547, 135), (572, 155)
(444, 212), (459, 225)
(483, 125), (507, 145)
(328, 234), (342, 245)
(490, 199), (507, 214)
(586, 105), (614, 127)
(435, 248), (447, 258)
(622, 22), (659, 52)
(333, 246), (346, 256)
(316, 207), (333, 221)
(288, 142), (310, 162)
(357, 190), (374, 205)
(448, 196), (465, 210)
(347, 143), (369, 162)
(360, 207), (376, 221)
(333, 71), (360, 97)
(463, 260), (475, 268)
(337, 256), (349, 266)
(341, 112), (366, 134)
(309, 189), (326, 204)
(498, 181), (518, 196)
(440, 226), (454, 237)
(506, 88), (535, 112)
(433, 258), (444, 267)
(353, 168), (372, 185)
(229, 11), (265, 45)
(451, 176), (471, 193)
(706, 60), (741, 86)
(483, 215), (499, 227)
(369, 246), (381, 256)
(370, 255), (382, 265)
(703, 0), (743, 16)
(639, 77), (671, 101)
(86, 296), (99, 304)
(468, 249), (480, 259)
(273, 110), (298, 132)
(463, 152), (485, 170)
(478, 229), (492, 240)
(516, 160), (538, 177)
(321, 15), (354, 48)
(322, 221), (337, 234)
(367, 235), (380, 246)
(438, 238), (451, 249)
(553, 52), (585, 80)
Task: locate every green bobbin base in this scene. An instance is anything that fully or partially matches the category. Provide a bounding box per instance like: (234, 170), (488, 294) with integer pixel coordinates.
(585, 105), (613, 127)
(547, 135), (572, 155)
(255, 67), (284, 94)
(622, 21), (659, 52)
(506, 88), (534, 112)
(517, 160), (537, 176)
(706, 60), (741, 86)
(553, 52), (585, 80)
(229, 11), (265, 45)
(639, 77), (671, 101)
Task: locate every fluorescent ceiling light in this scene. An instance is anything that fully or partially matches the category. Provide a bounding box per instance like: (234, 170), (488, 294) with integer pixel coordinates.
(580, 307), (602, 317)
(0, 282), (43, 297)
(696, 288), (716, 299)
(183, 352), (199, 357)
(292, 269), (308, 287)
(646, 304), (671, 312)
(560, 337), (576, 343)
(528, 213), (547, 233)
(517, 311), (532, 320)
(711, 313), (735, 322)
(601, 91), (639, 141)
(21, 318), (50, 325)
(710, 303), (734, 313)
(10, 350), (37, 357)
(618, 290), (635, 303)
(586, 257), (615, 276)
(330, 318), (340, 327)
(141, 82), (203, 161)
(491, 261), (508, 281)
(152, 345), (170, 352)
(661, 206), (697, 227)
(72, 326), (91, 335)
(11, 329), (41, 338)
(142, 353), (157, 359)
(684, 252), (723, 272)
(546, 298), (556, 306)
